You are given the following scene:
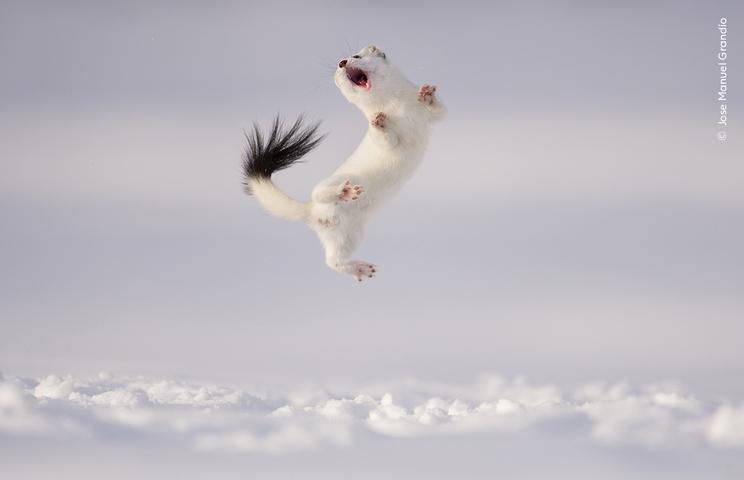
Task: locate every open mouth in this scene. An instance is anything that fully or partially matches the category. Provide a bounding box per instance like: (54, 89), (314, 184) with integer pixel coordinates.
(345, 66), (370, 90)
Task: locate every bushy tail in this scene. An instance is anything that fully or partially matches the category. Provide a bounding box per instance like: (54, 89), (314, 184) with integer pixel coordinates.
(242, 115), (324, 222)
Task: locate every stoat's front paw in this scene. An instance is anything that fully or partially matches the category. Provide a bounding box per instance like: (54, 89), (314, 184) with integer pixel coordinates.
(337, 179), (364, 203)
(418, 84), (437, 105)
(370, 112), (387, 129)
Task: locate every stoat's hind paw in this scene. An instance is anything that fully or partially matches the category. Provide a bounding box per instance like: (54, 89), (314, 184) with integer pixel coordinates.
(371, 112), (387, 129)
(337, 179), (364, 202)
(418, 84), (437, 105)
(352, 262), (377, 282)
(316, 216), (339, 228)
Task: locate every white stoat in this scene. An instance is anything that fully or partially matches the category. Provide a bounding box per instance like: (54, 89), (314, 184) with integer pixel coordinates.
(243, 44), (445, 282)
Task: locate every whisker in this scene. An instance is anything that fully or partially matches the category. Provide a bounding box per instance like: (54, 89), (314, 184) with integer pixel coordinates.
(344, 38), (353, 57)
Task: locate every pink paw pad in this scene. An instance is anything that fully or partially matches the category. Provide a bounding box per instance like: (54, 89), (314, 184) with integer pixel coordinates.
(418, 84), (437, 105)
(353, 262), (377, 282)
(316, 217), (337, 227)
(371, 112), (386, 129)
(337, 180), (364, 202)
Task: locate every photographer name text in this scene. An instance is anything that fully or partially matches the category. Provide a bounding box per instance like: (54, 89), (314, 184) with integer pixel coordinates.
(717, 18), (728, 140)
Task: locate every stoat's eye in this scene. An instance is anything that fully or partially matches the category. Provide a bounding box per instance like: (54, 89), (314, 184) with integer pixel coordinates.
(352, 55), (361, 59)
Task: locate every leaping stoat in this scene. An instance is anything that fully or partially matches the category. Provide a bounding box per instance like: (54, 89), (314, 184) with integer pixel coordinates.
(243, 45), (445, 282)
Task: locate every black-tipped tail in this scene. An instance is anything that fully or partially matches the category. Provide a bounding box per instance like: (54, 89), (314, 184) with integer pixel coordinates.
(242, 115), (324, 193)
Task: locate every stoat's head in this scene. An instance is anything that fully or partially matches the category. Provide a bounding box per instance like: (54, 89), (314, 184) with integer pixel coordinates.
(334, 45), (406, 109)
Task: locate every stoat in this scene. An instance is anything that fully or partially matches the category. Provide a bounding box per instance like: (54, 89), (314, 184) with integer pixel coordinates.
(243, 45), (445, 282)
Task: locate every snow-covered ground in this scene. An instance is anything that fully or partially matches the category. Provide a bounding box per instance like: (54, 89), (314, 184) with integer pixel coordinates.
(4, 372), (744, 452)
(3, 372), (744, 479)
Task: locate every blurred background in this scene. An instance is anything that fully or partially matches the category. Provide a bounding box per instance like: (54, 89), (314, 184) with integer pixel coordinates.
(1, 0), (742, 478)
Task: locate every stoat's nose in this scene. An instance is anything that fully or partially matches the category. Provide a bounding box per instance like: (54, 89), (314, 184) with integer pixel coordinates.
(338, 59), (347, 68)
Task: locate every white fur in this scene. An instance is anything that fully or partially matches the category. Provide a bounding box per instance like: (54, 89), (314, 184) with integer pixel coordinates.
(249, 45), (444, 281)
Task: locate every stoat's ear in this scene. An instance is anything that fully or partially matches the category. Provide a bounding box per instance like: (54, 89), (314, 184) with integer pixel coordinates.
(366, 45), (386, 59)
